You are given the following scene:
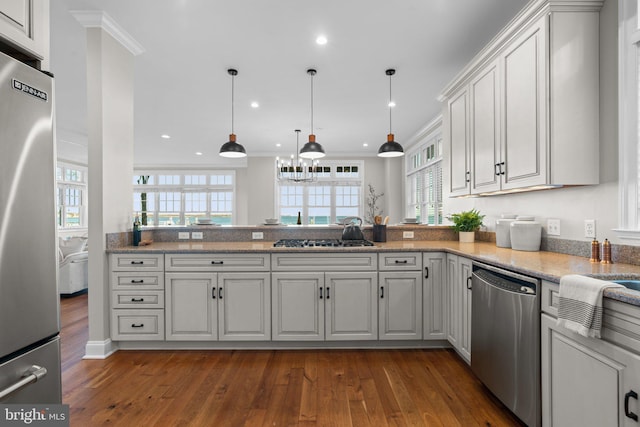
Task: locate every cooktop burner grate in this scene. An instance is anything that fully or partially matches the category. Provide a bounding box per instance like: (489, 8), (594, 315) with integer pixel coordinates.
(273, 239), (374, 248)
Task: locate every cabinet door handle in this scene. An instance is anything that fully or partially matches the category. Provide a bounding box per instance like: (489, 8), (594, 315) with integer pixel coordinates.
(495, 163), (501, 176)
(425, 266), (429, 279)
(465, 171), (470, 183)
(212, 287), (216, 299)
(625, 390), (638, 421)
(380, 286), (384, 298)
(319, 287), (323, 299)
(326, 286), (330, 299)
(131, 323), (144, 328)
(131, 261), (144, 265)
(394, 260), (408, 264)
(131, 298), (144, 302)
(131, 279), (144, 284)
(211, 261), (224, 265)
(218, 287), (223, 299)
(466, 277), (473, 290)
(500, 162), (505, 175)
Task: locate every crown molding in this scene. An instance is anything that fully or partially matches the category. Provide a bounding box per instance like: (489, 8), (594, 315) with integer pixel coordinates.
(70, 10), (145, 56)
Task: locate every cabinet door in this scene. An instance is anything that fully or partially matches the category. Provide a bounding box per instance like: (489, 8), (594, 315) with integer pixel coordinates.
(446, 254), (460, 347)
(218, 272), (271, 341)
(379, 271), (422, 340)
(448, 86), (471, 196)
(501, 17), (548, 190)
(542, 314), (640, 427)
(271, 272), (324, 341)
(0, 0), (47, 60)
(459, 257), (473, 363)
(165, 273), (217, 340)
(423, 253), (447, 340)
(325, 272), (378, 341)
(470, 61), (501, 194)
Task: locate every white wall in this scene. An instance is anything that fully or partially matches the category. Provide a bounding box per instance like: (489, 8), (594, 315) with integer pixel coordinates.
(442, 0), (619, 244)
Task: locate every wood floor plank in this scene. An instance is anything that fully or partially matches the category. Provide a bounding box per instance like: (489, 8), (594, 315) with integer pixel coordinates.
(60, 295), (528, 426)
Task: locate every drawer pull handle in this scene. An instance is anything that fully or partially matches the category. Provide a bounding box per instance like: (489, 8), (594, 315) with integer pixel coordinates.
(395, 260), (408, 264)
(211, 261), (224, 265)
(131, 298), (145, 302)
(131, 279), (144, 284)
(0, 365), (47, 401)
(131, 323), (144, 328)
(131, 261), (144, 265)
(625, 390), (638, 421)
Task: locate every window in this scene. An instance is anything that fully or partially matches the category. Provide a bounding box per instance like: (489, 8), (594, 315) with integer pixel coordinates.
(618, 0), (640, 238)
(133, 171), (236, 225)
(406, 126), (443, 225)
(56, 163), (87, 229)
(276, 161), (363, 225)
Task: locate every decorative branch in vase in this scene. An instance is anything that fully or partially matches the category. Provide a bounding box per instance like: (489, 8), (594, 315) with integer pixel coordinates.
(365, 184), (384, 225)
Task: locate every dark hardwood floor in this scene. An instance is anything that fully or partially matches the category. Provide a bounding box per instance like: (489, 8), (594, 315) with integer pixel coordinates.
(60, 294), (524, 426)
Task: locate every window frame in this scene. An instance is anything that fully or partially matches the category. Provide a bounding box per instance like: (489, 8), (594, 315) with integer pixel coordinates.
(56, 162), (88, 230)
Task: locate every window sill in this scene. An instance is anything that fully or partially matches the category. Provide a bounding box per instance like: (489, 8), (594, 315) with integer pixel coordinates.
(613, 229), (640, 242)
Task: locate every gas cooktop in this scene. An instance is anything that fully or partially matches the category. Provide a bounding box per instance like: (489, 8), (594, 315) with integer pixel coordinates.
(273, 239), (374, 248)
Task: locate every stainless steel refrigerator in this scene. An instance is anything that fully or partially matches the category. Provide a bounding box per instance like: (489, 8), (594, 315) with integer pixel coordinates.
(0, 50), (62, 403)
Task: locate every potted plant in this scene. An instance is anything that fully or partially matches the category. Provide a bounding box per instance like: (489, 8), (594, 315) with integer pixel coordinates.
(448, 209), (485, 243)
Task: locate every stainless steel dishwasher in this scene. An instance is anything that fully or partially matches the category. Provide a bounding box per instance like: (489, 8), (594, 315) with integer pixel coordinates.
(471, 262), (540, 427)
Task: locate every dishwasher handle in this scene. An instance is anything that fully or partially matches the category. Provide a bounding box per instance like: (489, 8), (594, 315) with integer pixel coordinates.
(472, 269), (537, 295)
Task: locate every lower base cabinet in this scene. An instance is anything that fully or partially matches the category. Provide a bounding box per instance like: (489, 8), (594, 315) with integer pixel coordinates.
(165, 272), (270, 341)
(446, 254), (472, 363)
(271, 271), (378, 341)
(542, 314), (640, 427)
(378, 271), (422, 340)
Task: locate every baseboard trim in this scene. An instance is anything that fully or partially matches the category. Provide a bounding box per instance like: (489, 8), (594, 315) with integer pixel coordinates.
(83, 339), (119, 359)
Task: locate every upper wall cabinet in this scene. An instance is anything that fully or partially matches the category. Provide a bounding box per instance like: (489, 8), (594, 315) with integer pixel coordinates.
(0, 0), (49, 65)
(440, 0), (602, 197)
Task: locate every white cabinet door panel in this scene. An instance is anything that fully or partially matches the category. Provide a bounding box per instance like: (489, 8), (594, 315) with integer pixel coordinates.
(325, 272), (378, 341)
(379, 271), (422, 340)
(218, 272), (270, 341)
(272, 272), (324, 341)
(165, 273), (217, 341)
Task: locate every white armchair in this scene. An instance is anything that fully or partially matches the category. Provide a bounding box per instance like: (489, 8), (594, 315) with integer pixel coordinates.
(58, 236), (88, 295)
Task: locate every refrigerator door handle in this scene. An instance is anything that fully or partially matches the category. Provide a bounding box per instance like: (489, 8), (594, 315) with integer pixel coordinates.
(0, 365), (47, 400)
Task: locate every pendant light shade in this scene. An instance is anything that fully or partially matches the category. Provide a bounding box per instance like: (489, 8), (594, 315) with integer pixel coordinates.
(378, 68), (404, 158)
(300, 69), (326, 160)
(219, 68), (247, 158)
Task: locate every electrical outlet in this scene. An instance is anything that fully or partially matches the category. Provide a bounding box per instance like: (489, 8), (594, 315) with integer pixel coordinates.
(584, 219), (596, 238)
(403, 231), (414, 239)
(252, 232), (264, 240)
(191, 231), (203, 240)
(178, 232), (190, 239)
(547, 219), (561, 236)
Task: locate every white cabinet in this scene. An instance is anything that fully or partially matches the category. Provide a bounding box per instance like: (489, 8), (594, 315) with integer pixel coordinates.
(542, 314), (640, 427)
(110, 254), (165, 341)
(378, 253), (423, 340)
(0, 0), (48, 64)
(271, 253), (378, 341)
(441, 1), (601, 196)
(446, 254), (472, 363)
(164, 253), (271, 342)
(423, 252), (447, 340)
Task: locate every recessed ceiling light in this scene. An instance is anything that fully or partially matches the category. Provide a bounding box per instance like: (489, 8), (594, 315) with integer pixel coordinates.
(388, 101), (396, 107)
(276, 143), (281, 147)
(161, 134), (171, 139)
(251, 101), (259, 108)
(195, 152), (203, 156)
(316, 35), (328, 45)
(363, 143), (369, 147)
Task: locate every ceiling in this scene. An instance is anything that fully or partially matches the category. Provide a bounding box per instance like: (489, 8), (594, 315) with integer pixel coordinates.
(50, 0), (528, 167)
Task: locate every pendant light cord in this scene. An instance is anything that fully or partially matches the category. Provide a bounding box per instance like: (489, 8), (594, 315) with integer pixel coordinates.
(231, 73), (235, 135)
(310, 72), (314, 133)
(389, 72), (392, 134)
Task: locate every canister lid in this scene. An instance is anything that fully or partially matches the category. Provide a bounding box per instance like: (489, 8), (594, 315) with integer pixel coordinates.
(501, 213), (517, 219)
(515, 215), (535, 221)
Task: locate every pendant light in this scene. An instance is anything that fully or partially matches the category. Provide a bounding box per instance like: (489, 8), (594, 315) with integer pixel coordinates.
(276, 129), (320, 183)
(377, 68), (404, 157)
(219, 68), (247, 158)
(299, 68), (326, 159)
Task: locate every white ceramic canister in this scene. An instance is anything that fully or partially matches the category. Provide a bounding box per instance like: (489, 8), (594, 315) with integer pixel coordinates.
(510, 216), (542, 251)
(495, 214), (517, 248)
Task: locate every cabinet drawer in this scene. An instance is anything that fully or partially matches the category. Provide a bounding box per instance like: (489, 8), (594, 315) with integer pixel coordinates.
(111, 309), (164, 340)
(378, 252), (422, 271)
(272, 253), (377, 271)
(112, 291), (164, 309)
(165, 253), (270, 271)
(111, 271), (164, 290)
(111, 254), (164, 271)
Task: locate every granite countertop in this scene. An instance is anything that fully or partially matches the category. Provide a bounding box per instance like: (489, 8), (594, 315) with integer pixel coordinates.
(108, 240), (640, 306)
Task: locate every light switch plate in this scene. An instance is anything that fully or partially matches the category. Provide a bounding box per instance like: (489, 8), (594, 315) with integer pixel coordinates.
(191, 232), (203, 239)
(178, 232), (190, 239)
(403, 231), (414, 239)
(252, 232), (264, 240)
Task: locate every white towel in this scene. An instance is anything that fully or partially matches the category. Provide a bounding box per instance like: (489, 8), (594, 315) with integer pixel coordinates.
(556, 274), (624, 338)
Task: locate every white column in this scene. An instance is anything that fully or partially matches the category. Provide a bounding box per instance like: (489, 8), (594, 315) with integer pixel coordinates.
(73, 11), (144, 358)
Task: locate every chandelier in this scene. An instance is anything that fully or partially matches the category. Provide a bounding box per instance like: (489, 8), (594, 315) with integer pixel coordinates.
(276, 129), (321, 183)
